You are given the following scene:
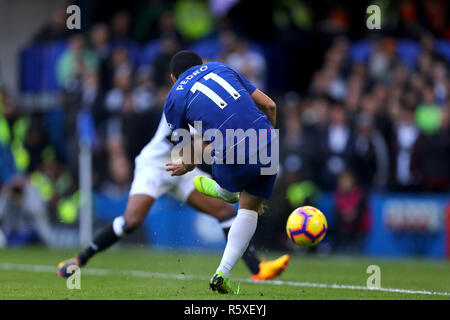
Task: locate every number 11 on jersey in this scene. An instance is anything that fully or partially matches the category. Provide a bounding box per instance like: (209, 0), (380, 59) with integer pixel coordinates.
(190, 72), (241, 109)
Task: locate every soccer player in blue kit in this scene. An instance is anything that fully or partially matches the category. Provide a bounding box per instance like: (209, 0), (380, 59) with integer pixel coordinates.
(165, 50), (279, 294)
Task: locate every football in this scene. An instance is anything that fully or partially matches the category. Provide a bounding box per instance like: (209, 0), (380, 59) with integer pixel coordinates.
(286, 206), (328, 247)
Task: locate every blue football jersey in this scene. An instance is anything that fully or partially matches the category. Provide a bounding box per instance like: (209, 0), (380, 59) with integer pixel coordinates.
(164, 61), (274, 161)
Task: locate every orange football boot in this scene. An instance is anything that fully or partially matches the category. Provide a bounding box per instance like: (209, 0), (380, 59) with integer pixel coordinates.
(57, 256), (81, 278)
(251, 254), (291, 280)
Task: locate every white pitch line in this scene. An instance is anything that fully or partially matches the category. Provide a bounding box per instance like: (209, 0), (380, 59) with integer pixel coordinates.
(0, 262), (449, 297)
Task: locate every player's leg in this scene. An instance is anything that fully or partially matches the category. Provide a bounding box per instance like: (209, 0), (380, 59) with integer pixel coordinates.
(193, 176), (240, 203)
(79, 194), (154, 265)
(57, 158), (165, 278)
(209, 190), (262, 293)
(215, 191), (262, 271)
(57, 194), (154, 277)
(172, 168), (262, 276)
(185, 189), (261, 275)
(209, 162), (288, 292)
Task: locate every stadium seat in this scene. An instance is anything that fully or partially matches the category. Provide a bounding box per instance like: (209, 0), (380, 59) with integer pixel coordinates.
(41, 109), (66, 161)
(349, 40), (372, 64)
(41, 40), (68, 93)
(19, 43), (44, 93)
(0, 145), (17, 183)
(396, 39), (422, 69)
(435, 40), (450, 63)
(110, 39), (141, 69)
(139, 39), (161, 67)
(189, 38), (222, 60)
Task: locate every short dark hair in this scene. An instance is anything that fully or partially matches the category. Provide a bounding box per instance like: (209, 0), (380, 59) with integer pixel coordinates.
(169, 50), (203, 79)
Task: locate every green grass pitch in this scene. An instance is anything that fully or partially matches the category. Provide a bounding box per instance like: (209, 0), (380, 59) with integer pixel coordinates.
(0, 246), (449, 300)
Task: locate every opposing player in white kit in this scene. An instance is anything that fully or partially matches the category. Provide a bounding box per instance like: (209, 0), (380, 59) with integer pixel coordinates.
(57, 114), (290, 281)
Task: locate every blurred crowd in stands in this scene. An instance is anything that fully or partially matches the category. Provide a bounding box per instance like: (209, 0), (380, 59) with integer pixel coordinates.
(0, 0), (449, 250)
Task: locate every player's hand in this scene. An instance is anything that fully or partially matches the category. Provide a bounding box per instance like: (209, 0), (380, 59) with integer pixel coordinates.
(165, 159), (194, 176)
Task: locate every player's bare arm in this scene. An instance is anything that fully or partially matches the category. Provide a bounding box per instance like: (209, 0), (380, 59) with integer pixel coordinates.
(165, 158), (194, 176)
(165, 140), (196, 176)
(166, 134), (215, 176)
(251, 89), (277, 126)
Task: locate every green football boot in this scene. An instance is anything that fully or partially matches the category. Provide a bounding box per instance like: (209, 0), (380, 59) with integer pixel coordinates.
(193, 176), (239, 203)
(209, 271), (235, 294)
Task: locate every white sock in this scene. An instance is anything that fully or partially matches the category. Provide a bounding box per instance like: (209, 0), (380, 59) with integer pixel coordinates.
(112, 216), (126, 237)
(217, 209), (258, 277)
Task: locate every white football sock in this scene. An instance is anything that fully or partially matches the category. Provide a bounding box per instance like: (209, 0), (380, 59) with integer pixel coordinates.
(217, 208), (258, 277)
(112, 216), (126, 237)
